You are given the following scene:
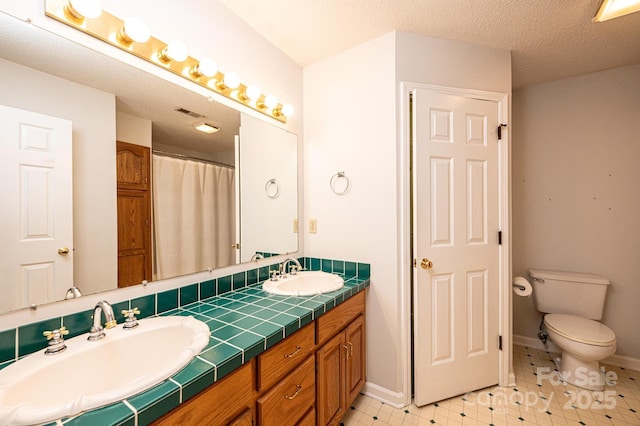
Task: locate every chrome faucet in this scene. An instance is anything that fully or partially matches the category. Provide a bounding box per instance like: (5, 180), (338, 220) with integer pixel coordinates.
(64, 286), (82, 300)
(88, 300), (117, 341)
(281, 257), (303, 277)
(250, 253), (264, 261)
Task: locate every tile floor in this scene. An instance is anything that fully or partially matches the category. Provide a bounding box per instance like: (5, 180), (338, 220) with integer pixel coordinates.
(343, 345), (640, 425)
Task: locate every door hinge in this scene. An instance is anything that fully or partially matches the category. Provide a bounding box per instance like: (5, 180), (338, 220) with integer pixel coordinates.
(497, 124), (507, 141)
(498, 230), (502, 245)
(498, 335), (503, 351)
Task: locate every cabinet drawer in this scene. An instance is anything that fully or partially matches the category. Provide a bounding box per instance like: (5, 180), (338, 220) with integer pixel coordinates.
(257, 323), (314, 391)
(316, 291), (365, 344)
(257, 356), (315, 426)
(297, 407), (316, 426)
(151, 359), (254, 425)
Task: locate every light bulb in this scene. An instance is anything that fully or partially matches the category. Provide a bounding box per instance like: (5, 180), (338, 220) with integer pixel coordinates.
(120, 17), (150, 43)
(281, 104), (294, 117)
(160, 41), (188, 62)
(264, 94), (278, 109)
(193, 58), (218, 78)
(245, 84), (261, 101)
(223, 72), (241, 90)
(67, 0), (102, 19)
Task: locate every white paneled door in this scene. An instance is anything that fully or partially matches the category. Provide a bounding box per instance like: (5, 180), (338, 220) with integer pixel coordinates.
(0, 105), (73, 312)
(413, 90), (500, 406)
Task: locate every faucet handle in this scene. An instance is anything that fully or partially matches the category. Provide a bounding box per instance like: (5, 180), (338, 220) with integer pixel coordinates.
(122, 307), (140, 330)
(43, 327), (69, 355)
(43, 326), (69, 340)
(121, 307), (140, 317)
(269, 269), (280, 281)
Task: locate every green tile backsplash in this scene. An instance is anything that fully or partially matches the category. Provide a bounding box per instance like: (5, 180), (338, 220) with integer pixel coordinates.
(0, 329), (15, 364)
(18, 317), (61, 357)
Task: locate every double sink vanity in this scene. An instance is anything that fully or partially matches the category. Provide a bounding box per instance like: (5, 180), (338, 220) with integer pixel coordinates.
(0, 259), (370, 426)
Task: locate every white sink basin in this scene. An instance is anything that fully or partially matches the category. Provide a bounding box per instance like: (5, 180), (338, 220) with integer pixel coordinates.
(0, 315), (210, 425)
(262, 271), (344, 296)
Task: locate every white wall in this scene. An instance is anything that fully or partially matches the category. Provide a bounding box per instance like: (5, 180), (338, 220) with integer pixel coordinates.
(0, 58), (118, 298)
(116, 111), (152, 148)
(304, 31), (511, 403)
(239, 114), (298, 261)
(304, 32), (399, 399)
(512, 64), (640, 360)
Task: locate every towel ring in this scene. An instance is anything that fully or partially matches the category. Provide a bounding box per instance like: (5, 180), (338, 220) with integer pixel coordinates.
(330, 171), (350, 195)
(265, 178), (279, 198)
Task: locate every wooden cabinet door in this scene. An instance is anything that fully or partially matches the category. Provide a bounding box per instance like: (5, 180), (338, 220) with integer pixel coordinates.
(116, 141), (149, 190)
(345, 315), (366, 405)
(316, 332), (346, 426)
(117, 189), (150, 286)
(116, 141), (151, 288)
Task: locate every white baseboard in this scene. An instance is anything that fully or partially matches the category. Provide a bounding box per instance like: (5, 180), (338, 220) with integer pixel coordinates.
(361, 382), (408, 408)
(513, 334), (640, 372)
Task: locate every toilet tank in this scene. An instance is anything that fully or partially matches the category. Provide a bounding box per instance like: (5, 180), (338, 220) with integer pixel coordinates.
(528, 268), (610, 320)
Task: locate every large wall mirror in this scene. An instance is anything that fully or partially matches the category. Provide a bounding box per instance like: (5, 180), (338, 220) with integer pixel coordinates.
(0, 12), (298, 314)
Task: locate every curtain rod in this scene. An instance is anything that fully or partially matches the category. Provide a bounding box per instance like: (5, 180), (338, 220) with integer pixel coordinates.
(152, 150), (235, 169)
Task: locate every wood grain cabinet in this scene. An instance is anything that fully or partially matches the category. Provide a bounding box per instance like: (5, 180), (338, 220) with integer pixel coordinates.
(151, 359), (255, 426)
(256, 356), (315, 425)
(116, 141), (151, 288)
(150, 291), (366, 426)
(316, 291), (366, 426)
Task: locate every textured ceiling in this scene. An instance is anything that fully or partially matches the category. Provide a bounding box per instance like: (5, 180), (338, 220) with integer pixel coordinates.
(220, 0), (640, 88)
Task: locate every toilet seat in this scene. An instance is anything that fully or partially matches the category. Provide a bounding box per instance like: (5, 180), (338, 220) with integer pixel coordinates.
(544, 314), (616, 346)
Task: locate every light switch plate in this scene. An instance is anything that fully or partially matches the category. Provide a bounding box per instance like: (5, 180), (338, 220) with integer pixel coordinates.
(309, 218), (317, 234)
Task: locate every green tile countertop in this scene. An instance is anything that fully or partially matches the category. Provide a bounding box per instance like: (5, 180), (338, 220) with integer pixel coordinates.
(55, 274), (369, 426)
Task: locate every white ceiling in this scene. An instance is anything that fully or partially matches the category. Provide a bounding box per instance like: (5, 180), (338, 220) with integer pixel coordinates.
(219, 0), (640, 88)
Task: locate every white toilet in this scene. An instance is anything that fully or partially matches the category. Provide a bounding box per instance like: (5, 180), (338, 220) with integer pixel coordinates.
(529, 268), (616, 391)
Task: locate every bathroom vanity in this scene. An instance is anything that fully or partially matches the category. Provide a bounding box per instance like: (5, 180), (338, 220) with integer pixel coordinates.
(151, 290), (366, 426)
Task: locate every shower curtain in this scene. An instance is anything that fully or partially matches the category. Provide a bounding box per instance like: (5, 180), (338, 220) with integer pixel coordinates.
(152, 154), (235, 280)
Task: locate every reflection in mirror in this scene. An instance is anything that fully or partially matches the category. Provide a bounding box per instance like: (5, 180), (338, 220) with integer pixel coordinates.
(0, 12), (298, 314)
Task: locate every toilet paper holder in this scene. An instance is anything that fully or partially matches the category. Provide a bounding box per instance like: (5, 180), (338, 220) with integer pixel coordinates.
(512, 276), (533, 296)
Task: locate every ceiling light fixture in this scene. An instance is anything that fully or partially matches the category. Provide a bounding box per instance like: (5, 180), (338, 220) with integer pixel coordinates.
(195, 123), (220, 134)
(45, 0), (292, 123)
(594, 0), (640, 21)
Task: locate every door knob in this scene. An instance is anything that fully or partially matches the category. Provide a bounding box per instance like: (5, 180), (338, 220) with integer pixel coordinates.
(57, 247), (70, 256)
(420, 258), (433, 270)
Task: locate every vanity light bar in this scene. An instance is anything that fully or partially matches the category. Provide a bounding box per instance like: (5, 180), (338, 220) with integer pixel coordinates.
(44, 0), (292, 123)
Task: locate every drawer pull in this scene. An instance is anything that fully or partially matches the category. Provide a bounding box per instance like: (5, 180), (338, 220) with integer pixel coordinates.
(284, 384), (303, 400)
(283, 345), (302, 358)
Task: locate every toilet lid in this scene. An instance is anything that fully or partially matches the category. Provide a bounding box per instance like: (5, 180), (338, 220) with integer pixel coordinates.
(544, 314), (616, 346)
